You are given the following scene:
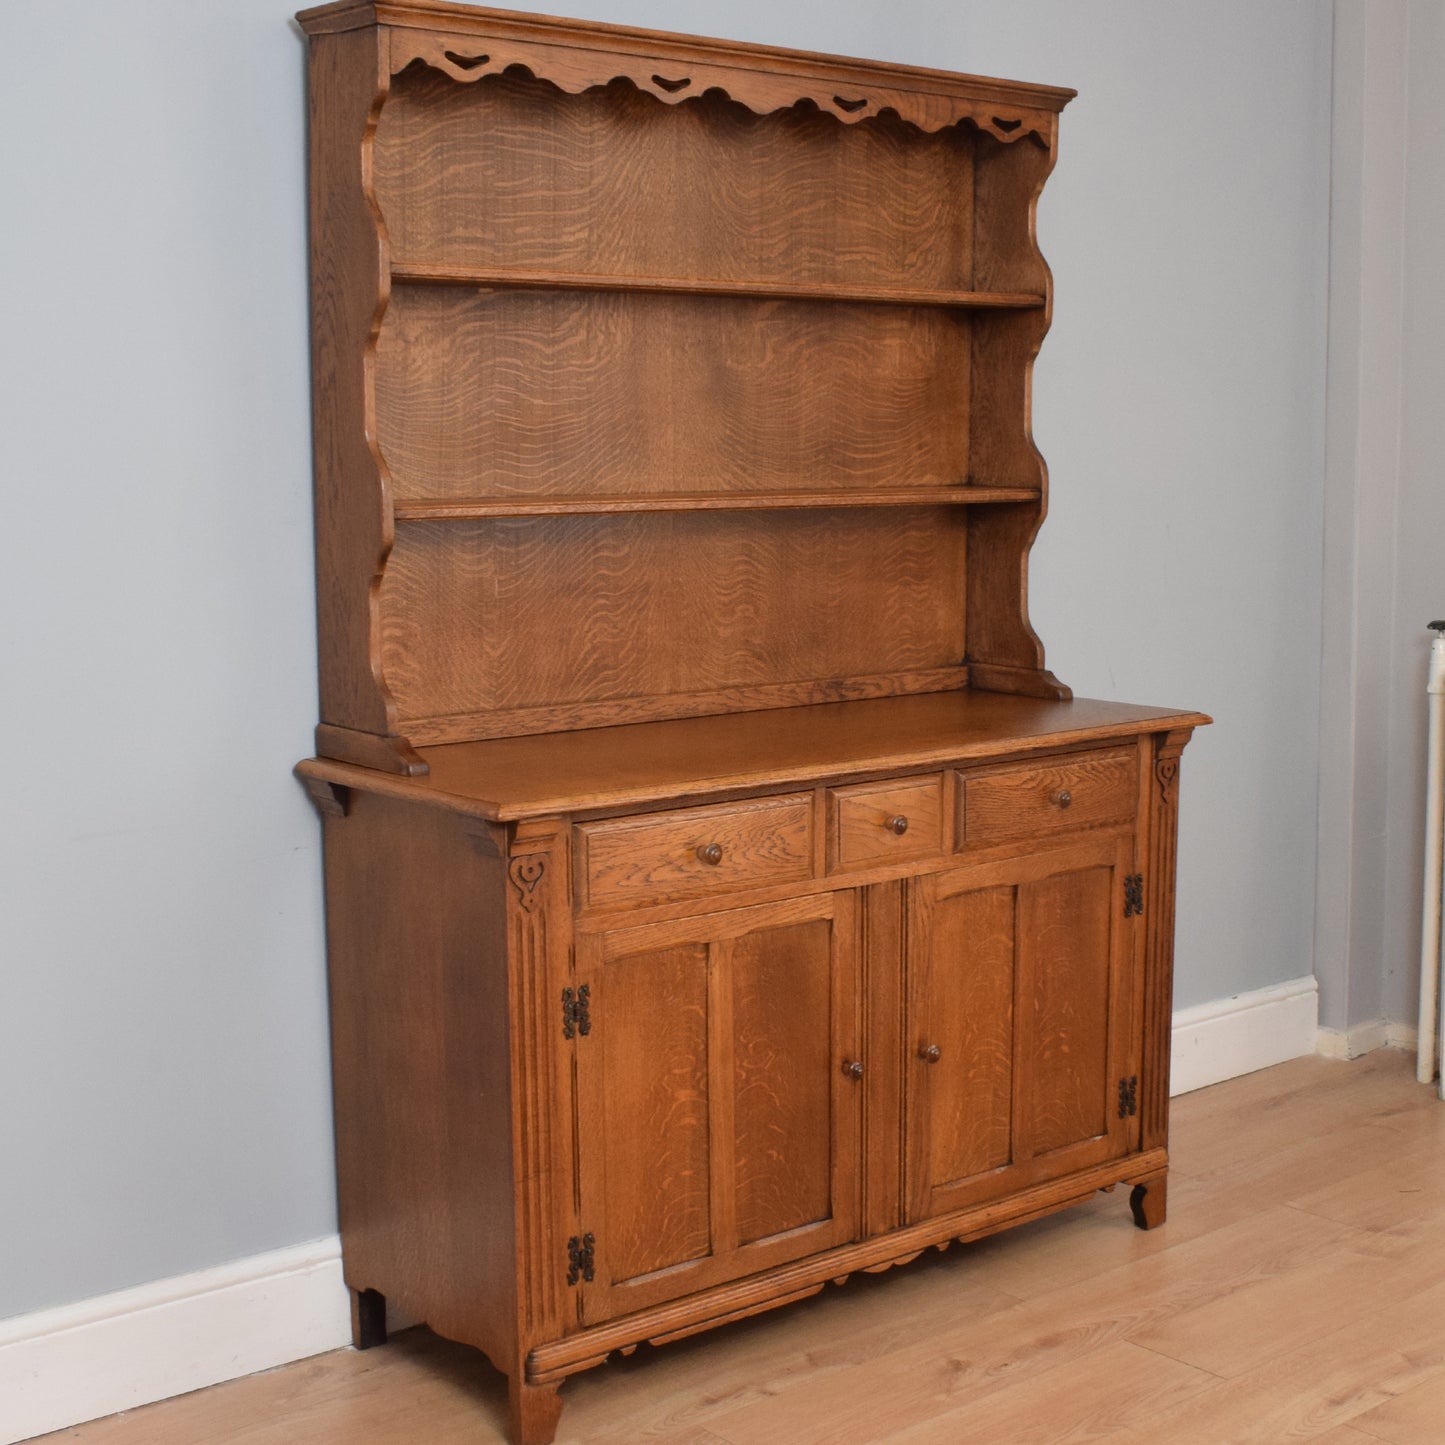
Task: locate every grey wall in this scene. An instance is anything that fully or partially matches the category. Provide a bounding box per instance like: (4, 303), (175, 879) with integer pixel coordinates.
(1317, 0), (1445, 1033)
(0, 0), (332, 1319)
(1388, 2), (1445, 1025)
(0, 0), (1332, 1320)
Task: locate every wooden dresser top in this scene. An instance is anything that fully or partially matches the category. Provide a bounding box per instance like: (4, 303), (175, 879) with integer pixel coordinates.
(297, 692), (1210, 821)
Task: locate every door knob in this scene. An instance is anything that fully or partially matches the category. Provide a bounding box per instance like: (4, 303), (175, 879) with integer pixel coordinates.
(919, 1043), (942, 1063)
(841, 1059), (864, 1081)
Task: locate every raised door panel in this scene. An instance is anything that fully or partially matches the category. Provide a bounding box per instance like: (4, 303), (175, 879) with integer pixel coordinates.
(593, 941), (712, 1284)
(1019, 864), (1116, 1159)
(905, 835), (1136, 1224)
(574, 893), (860, 1324)
(916, 883), (1016, 1190)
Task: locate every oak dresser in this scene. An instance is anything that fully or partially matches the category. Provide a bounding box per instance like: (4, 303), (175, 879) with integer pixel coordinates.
(294, 6), (1210, 1441)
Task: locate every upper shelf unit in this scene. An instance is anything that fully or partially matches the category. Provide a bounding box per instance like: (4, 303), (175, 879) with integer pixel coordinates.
(300, 0), (1075, 772)
(373, 282), (1044, 506)
(373, 62), (1054, 299)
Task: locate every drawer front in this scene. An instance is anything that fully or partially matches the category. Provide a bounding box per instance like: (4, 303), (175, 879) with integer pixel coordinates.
(578, 793), (814, 907)
(828, 775), (945, 872)
(960, 749), (1136, 848)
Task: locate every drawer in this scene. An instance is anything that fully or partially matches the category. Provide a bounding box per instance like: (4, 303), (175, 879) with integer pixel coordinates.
(827, 775), (945, 872)
(577, 793), (814, 908)
(959, 748), (1136, 848)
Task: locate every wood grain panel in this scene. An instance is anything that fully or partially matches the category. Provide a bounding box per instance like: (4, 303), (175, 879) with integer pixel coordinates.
(598, 943), (712, 1284)
(964, 305), (1059, 699)
(925, 884), (1016, 1188)
(375, 287), (971, 499)
(375, 66), (977, 291)
(972, 129), (1055, 294)
(391, 261), (1042, 310)
(576, 894), (860, 1327)
(904, 873), (1018, 1224)
(958, 128), (1058, 697)
(301, 695), (1211, 821)
(961, 747), (1136, 848)
(378, 510), (969, 726)
(731, 919), (834, 1245)
(320, 791), (520, 1371)
(504, 821), (575, 1358)
(968, 311), (1049, 491)
(1020, 866), (1112, 1157)
(827, 775), (945, 872)
(1143, 730), (1193, 1153)
(577, 794), (813, 909)
(861, 880), (905, 1237)
(306, 27), (413, 761)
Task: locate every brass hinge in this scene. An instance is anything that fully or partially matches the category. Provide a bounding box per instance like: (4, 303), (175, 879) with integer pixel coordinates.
(1118, 1075), (1139, 1118)
(562, 984), (591, 1040)
(566, 1232), (595, 1286)
(1123, 874), (1145, 918)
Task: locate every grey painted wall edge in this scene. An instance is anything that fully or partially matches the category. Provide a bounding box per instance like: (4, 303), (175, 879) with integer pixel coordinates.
(1315, 0), (1445, 1033)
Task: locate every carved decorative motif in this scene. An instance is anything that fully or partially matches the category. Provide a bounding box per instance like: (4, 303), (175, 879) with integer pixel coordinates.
(394, 34), (1056, 144)
(504, 824), (576, 1348)
(1141, 729), (1193, 1153)
(509, 855), (547, 911)
(1155, 756), (1179, 803)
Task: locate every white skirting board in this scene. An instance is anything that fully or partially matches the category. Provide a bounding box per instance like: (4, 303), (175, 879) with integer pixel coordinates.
(0, 974), (1402, 1444)
(1316, 1018), (1419, 1060)
(1169, 975), (1321, 1095)
(0, 1239), (351, 1445)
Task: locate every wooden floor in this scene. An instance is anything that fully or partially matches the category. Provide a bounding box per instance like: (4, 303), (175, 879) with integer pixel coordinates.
(40, 1050), (1445, 1444)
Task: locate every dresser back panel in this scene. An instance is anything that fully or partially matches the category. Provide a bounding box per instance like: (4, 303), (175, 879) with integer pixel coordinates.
(375, 65), (979, 289)
(376, 288), (972, 500)
(377, 508), (969, 739)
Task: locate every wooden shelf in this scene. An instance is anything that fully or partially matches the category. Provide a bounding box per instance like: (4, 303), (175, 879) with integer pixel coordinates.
(390, 262), (1046, 311)
(391, 487), (1040, 521)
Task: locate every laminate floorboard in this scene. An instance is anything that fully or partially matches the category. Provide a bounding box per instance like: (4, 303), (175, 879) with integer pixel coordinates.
(35, 1051), (1445, 1444)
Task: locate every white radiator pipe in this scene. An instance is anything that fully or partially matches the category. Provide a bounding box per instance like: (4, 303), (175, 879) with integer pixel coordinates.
(1419, 622), (1445, 1088)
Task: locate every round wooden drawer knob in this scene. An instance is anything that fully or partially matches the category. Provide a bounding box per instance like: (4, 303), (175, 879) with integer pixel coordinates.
(841, 1059), (865, 1081)
(697, 842), (724, 866)
(1051, 790), (1073, 809)
(886, 815), (909, 835)
(919, 1043), (942, 1064)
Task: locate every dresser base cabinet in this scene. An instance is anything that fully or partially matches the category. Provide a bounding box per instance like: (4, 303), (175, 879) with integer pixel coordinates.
(301, 707), (1200, 1445)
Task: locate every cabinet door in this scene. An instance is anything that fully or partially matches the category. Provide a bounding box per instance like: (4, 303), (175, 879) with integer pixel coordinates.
(904, 835), (1137, 1224)
(574, 893), (861, 1324)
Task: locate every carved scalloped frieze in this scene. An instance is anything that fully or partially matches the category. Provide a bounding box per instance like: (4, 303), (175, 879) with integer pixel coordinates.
(392, 32), (1054, 144)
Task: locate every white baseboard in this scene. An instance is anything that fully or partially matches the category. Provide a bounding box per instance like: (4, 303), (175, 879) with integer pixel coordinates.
(0, 973), (1409, 1442)
(1315, 1018), (1419, 1060)
(0, 1238), (350, 1445)
(1169, 975), (1320, 1095)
